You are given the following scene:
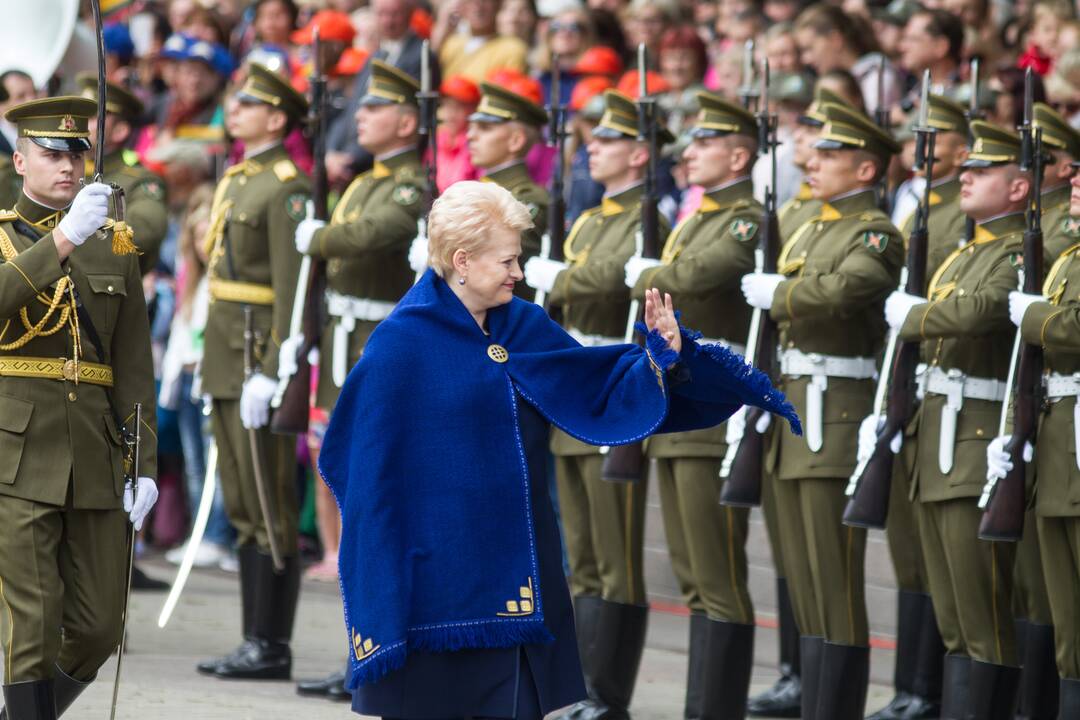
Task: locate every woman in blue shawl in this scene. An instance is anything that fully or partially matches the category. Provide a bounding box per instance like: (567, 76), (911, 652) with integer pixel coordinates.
(319, 181), (800, 719)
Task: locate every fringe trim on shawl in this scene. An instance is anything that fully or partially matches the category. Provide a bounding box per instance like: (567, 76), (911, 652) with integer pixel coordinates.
(636, 321), (803, 436)
(348, 620), (554, 688)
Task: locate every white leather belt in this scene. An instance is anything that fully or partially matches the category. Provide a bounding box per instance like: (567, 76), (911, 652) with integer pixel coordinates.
(698, 337), (747, 356)
(326, 290), (397, 387)
(1045, 372), (1080, 398)
(915, 362), (929, 401)
(925, 367), (1006, 475)
(1044, 373), (1080, 471)
(568, 328), (623, 347)
(779, 349), (877, 453)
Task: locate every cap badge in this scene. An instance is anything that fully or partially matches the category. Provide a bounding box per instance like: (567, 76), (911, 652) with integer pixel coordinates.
(59, 115), (76, 132)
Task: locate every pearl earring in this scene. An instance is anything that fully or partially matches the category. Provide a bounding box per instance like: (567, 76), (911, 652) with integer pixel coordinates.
(458, 276), (466, 285)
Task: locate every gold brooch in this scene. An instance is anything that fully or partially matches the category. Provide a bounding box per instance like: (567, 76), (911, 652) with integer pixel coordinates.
(487, 344), (508, 363)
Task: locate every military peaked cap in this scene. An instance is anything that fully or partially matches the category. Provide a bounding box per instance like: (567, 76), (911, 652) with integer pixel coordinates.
(1033, 102), (1080, 159)
(799, 86), (852, 128)
(235, 63), (308, 120)
(962, 120), (1022, 168)
(470, 82), (548, 126)
(4, 96), (96, 152)
(691, 91), (757, 139)
(592, 89), (675, 145)
(76, 73), (144, 121)
(361, 60), (420, 107)
(815, 101), (901, 160)
(921, 93), (968, 136)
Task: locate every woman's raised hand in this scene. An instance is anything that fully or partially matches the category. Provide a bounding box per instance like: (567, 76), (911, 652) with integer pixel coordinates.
(643, 288), (681, 355)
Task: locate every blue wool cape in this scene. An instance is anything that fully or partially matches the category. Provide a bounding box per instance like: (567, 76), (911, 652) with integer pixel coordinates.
(320, 269), (799, 690)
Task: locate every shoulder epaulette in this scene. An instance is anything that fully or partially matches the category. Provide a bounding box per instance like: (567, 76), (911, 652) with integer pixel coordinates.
(273, 160), (297, 182)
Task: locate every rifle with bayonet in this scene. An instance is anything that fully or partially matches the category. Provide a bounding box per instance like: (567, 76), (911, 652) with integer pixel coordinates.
(737, 40), (759, 112)
(413, 40), (439, 283)
(109, 400), (142, 720)
(843, 70), (936, 528)
(963, 58), (981, 244)
(534, 53), (567, 312)
(874, 56), (893, 215)
(271, 26), (329, 435)
(978, 68), (1044, 541)
(601, 43), (661, 483)
(719, 59), (779, 506)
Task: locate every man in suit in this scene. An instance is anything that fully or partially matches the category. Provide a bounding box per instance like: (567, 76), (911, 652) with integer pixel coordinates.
(325, 0), (438, 184)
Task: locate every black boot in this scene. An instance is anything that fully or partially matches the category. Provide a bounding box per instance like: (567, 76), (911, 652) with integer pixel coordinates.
(1, 679), (56, 720)
(1016, 623), (1058, 720)
(51, 666), (90, 717)
(685, 613), (708, 720)
(573, 601), (648, 720)
(939, 654), (972, 720)
(747, 578), (801, 718)
(1059, 677), (1080, 718)
(558, 596), (605, 720)
(799, 635), (824, 720)
(197, 543), (259, 675)
(325, 660), (353, 702)
(813, 642), (868, 720)
(213, 552), (299, 680)
(905, 592), (944, 718)
(698, 619), (755, 720)
(297, 667), (350, 702)
(968, 659), (1020, 720)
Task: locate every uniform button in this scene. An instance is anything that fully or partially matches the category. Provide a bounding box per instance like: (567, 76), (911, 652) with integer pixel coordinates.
(787, 341), (795, 348)
(239, 212), (248, 221)
(107, 284), (114, 293)
(238, 177), (247, 185)
(841, 411), (849, 419)
(976, 428), (984, 436)
(68, 391), (77, 402)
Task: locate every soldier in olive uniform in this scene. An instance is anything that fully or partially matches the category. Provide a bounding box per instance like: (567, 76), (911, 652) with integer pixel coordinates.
(994, 160), (1080, 718)
(742, 101), (903, 720)
(864, 94), (970, 720)
(624, 93), (761, 718)
(523, 88), (673, 720)
(0, 98), (158, 718)
(467, 82), (548, 300)
(885, 121), (1029, 719)
(1033, 103), (1080, 260)
(196, 65), (311, 681)
(77, 74), (169, 275)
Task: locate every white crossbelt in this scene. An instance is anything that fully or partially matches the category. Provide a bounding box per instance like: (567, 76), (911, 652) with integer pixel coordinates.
(924, 366), (1007, 475)
(326, 290), (397, 387)
(567, 328), (623, 347)
(1044, 373), (1080, 471)
(779, 348), (877, 453)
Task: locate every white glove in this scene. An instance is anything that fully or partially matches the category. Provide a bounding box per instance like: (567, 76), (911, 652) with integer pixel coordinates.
(624, 256), (662, 288)
(985, 435), (1034, 482)
(1008, 291), (1043, 328)
(740, 273), (784, 310)
(725, 407), (747, 444)
(57, 182), (112, 246)
(857, 414), (903, 464)
(885, 291), (924, 330)
(409, 236), (429, 273)
(755, 411), (772, 433)
(124, 476), (159, 531)
(524, 257), (568, 293)
(240, 373), (278, 429)
(294, 218), (325, 254)
(277, 334), (304, 380)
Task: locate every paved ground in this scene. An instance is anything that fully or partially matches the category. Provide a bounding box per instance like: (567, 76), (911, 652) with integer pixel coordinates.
(68, 556), (903, 719)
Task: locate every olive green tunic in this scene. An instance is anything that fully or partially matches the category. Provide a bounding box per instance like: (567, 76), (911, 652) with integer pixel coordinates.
(101, 149), (168, 275)
(1024, 227), (1080, 677)
(1041, 183), (1073, 261)
(307, 148), (424, 410)
(545, 182), (670, 605)
(0, 193), (157, 682)
(630, 178), (760, 623)
(899, 212), (1024, 666)
(0, 154), (20, 211)
(767, 188), (902, 645)
(481, 161), (547, 301)
(203, 144), (311, 555)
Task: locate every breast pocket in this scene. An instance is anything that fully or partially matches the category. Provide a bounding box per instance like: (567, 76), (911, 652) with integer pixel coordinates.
(0, 394), (33, 484)
(227, 210), (266, 273)
(85, 273), (127, 337)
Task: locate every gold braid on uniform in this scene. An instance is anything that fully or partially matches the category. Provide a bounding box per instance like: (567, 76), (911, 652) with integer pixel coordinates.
(0, 226), (83, 380)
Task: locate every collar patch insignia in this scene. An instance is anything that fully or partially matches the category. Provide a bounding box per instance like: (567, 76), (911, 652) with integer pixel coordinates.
(1009, 251), (1024, 269)
(729, 219), (758, 242)
(1063, 217), (1080, 238)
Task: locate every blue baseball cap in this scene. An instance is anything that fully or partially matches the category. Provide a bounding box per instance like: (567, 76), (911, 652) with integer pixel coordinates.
(103, 23), (135, 62)
(186, 40), (235, 78)
(161, 32), (194, 61)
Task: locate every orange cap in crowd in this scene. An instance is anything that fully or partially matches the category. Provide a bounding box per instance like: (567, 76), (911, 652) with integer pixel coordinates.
(573, 47), (624, 78)
(570, 75), (614, 111)
(291, 10), (357, 45)
(410, 8), (434, 39)
(440, 75), (482, 105)
(334, 47), (370, 76)
(615, 70), (670, 98)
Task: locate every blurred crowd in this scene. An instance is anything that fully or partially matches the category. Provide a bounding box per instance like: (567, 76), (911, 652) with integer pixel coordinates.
(2, 0), (1079, 582)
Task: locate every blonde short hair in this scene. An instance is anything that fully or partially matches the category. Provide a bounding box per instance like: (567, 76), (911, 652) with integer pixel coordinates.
(427, 181), (534, 277)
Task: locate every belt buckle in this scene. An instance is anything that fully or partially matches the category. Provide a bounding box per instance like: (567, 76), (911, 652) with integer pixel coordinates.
(62, 358), (77, 382)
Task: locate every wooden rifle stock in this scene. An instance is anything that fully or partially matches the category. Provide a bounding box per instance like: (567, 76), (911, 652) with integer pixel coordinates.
(270, 31), (329, 435)
(602, 45), (658, 483)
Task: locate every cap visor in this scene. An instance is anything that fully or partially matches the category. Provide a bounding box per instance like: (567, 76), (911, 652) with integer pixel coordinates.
(30, 137), (91, 153)
(592, 125), (634, 140)
(467, 112), (507, 124)
(359, 95), (397, 107)
(689, 127), (724, 139)
(797, 115), (824, 128)
(813, 138), (848, 150)
(234, 90), (271, 106)
(961, 157), (996, 168)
